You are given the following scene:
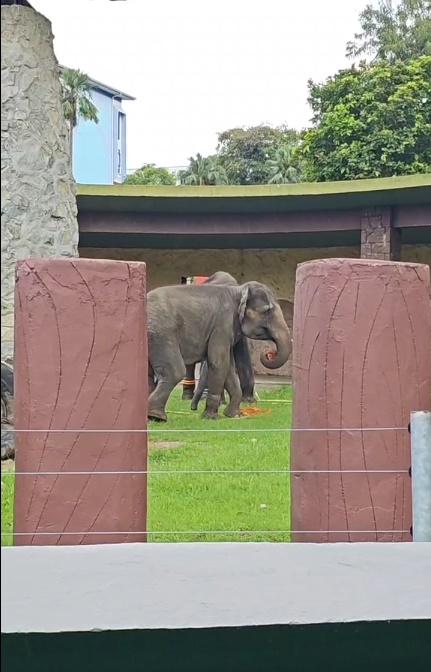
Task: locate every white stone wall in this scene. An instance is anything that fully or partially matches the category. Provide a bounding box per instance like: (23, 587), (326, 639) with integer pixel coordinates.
(1, 5), (78, 360)
(2, 542), (431, 632)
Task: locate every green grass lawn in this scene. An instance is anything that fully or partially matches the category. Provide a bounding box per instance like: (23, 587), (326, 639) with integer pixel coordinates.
(1, 385), (292, 545)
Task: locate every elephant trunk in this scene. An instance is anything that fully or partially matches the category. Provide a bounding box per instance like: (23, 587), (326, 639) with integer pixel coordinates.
(260, 326), (292, 370)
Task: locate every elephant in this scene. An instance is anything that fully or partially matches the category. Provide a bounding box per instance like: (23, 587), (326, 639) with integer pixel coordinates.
(147, 280), (292, 421)
(1, 361), (15, 461)
(181, 271), (256, 406)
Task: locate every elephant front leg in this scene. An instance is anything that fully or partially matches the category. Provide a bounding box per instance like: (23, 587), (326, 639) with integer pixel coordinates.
(234, 337), (256, 403)
(223, 353), (242, 418)
(202, 338), (229, 420)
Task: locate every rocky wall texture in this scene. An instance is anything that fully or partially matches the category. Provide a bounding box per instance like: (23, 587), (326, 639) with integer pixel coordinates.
(1, 5), (78, 360)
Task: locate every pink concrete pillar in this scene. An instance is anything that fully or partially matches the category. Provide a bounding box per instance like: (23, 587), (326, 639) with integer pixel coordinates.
(13, 258), (148, 545)
(290, 259), (431, 543)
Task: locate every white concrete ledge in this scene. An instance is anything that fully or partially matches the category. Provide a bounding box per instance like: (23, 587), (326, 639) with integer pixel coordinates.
(2, 542), (431, 634)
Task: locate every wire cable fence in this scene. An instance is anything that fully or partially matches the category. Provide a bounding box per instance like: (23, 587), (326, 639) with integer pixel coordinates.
(1, 422), (412, 541)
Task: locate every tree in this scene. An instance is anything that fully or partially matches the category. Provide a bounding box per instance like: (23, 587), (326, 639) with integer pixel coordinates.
(266, 145), (302, 184)
(346, 0), (431, 63)
(300, 56), (431, 182)
(124, 164), (176, 185)
(60, 68), (99, 156)
(216, 125), (300, 185)
(178, 153), (228, 186)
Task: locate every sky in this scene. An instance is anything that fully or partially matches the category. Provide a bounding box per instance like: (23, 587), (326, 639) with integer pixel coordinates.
(32, 0), (368, 171)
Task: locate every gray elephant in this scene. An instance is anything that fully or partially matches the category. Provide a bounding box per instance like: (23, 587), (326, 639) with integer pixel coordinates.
(1, 361), (15, 461)
(147, 280), (292, 421)
(181, 271), (256, 406)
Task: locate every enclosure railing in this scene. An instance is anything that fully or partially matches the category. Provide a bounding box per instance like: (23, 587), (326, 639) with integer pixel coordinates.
(2, 410), (430, 542)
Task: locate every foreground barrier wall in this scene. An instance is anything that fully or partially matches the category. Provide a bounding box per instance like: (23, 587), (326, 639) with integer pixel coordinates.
(290, 259), (431, 543)
(13, 258), (148, 545)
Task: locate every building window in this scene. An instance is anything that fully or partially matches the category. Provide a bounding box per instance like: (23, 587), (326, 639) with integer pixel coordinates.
(116, 111), (125, 180)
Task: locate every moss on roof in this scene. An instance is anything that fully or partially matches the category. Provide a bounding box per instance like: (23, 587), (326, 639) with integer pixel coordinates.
(76, 174), (431, 215)
(77, 174), (430, 199)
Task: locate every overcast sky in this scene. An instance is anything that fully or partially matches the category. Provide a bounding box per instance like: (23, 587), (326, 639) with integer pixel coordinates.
(32, 0), (367, 170)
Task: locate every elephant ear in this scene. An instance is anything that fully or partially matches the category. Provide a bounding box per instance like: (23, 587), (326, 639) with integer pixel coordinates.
(238, 285), (250, 323)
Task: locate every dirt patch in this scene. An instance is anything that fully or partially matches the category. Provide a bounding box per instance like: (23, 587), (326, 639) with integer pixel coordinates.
(149, 441), (184, 451)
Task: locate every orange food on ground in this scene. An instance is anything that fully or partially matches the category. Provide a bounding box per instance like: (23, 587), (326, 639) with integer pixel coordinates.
(240, 406), (272, 416)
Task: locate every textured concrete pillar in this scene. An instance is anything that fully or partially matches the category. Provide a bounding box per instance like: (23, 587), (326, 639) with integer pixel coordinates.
(1, 4), (78, 361)
(290, 258), (431, 543)
(13, 258), (148, 546)
(360, 208), (400, 261)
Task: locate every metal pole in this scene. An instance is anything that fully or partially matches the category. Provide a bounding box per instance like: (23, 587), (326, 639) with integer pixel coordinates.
(411, 411), (431, 542)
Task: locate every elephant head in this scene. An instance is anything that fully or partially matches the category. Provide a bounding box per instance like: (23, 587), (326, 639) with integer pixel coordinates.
(238, 282), (292, 370)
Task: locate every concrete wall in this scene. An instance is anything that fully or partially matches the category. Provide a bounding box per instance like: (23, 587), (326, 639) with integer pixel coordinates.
(80, 245), (431, 377)
(80, 245), (431, 297)
(79, 246), (359, 299)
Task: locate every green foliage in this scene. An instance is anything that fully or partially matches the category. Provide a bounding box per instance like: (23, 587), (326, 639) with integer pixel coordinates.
(300, 55), (431, 182)
(60, 68), (99, 128)
(346, 0), (431, 63)
(124, 164), (176, 185)
(216, 125), (300, 185)
(266, 145), (302, 184)
(178, 153), (229, 186)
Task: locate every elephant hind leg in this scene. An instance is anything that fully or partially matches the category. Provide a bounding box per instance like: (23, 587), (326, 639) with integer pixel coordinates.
(148, 349), (186, 422)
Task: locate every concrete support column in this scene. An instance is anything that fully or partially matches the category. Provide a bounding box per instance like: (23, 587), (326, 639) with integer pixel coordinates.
(13, 258), (148, 546)
(290, 258), (431, 543)
(360, 208), (401, 260)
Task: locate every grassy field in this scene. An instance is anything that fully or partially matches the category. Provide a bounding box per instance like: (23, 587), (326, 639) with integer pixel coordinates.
(1, 385), (292, 545)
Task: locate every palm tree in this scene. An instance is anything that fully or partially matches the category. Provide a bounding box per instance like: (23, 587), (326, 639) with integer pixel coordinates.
(179, 153), (228, 186)
(60, 68), (99, 158)
(266, 145), (301, 184)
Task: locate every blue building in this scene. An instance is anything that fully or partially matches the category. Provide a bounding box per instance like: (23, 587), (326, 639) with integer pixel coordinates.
(64, 69), (135, 185)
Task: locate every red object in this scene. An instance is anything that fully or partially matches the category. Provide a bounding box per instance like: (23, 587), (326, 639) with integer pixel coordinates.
(266, 352), (275, 361)
(13, 258), (148, 546)
(193, 276), (208, 285)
